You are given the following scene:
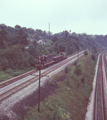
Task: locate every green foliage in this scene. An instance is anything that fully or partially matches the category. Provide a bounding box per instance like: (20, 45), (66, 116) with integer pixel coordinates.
(49, 79), (55, 86)
(0, 23), (106, 80)
(10, 29), (29, 46)
(5, 69), (25, 77)
(51, 36), (58, 42)
(24, 53), (97, 120)
(50, 108), (61, 120)
(65, 66), (69, 73)
(0, 29), (7, 48)
(84, 50), (88, 56)
(74, 60), (77, 66)
(91, 46), (97, 53)
(91, 54), (96, 61)
(74, 64), (82, 76)
(0, 71), (11, 81)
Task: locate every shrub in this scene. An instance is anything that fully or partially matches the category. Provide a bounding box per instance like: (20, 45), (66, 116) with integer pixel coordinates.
(91, 54), (96, 61)
(5, 69), (25, 77)
(50, 108), (61, 120)
(49, 79), (55, 86)
(5, 68), (13, 75)
(65, 66), (69, 73)
(74, 64), (82, 76)
(0, 71), (11, 81)
(84, 50), (88, 56)
(74, 60), (77, 66)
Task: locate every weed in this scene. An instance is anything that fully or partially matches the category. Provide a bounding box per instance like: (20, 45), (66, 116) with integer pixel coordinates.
(74, 64), (82, 76)
(24, 53), (97, 120)
(65, 66), (69, 73)
(0, 71), (11, 82)
(49, 79), (55, 86)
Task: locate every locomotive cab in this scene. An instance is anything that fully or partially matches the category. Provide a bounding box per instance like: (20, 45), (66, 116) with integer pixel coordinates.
(59, 52), (67, 59)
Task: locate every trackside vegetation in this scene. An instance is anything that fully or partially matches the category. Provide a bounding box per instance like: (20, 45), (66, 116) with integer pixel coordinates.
(0, 24), (106, 82)
(24, 51), (97, 120)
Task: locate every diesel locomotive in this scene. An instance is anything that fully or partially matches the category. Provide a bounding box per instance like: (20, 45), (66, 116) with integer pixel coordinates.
(35, 52), (67, 69)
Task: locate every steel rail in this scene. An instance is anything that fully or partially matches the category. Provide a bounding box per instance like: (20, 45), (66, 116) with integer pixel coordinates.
(0, 69), (37, 88)
(0, 51), (84, 89)
(0, 52), (84, 103)
(94, 53), (105, 120)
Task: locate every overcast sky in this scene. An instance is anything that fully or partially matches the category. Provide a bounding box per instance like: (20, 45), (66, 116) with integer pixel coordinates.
(0, 0), (107, 35)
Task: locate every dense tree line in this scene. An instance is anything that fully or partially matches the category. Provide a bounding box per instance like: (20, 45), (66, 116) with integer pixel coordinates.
(0, 24), (107, 78)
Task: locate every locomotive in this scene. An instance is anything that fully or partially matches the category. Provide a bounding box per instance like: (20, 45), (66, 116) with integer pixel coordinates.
(35, 52), (67, 69)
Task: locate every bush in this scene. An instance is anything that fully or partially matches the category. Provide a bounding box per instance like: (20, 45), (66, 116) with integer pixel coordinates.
(49, 79), (55, 86)
(91, 54), (96, 61)
(50, 108), (61, 120)
(84, 50), (88, 56)
(0, 71), (11, 81)
(65, 66), (69, 73)
(74, 64), (82, 76)
(5, 68), (13, 75)
(5, 69), (25, 77)
(74, 60), (77, 66)
(12, 70), (25, 76)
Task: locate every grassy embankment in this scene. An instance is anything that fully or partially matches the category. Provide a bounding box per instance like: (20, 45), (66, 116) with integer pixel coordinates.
(0, 67), (34, 82)
(24, 52), (97, 120)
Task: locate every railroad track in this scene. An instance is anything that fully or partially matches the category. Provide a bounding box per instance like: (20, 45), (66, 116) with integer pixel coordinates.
(0, 51), (83, 89)
(0, 51), (84, 103)
(103, 53), (107, 78)
(0, 69), (38, 88)
(93, 53), (106, 120)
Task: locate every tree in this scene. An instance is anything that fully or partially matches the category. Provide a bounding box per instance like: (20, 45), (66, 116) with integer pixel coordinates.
(92, 54), (96, 61)
(0, 29), (7, 48)
(84, 50), (88, 56)
(51, 36), (58, 42)
(11, 29), (29, 46)
(92, 46), (97, 53)
(15, 25), (21, 30)
(64, 30), (69, 38)
(34, 34), (40, 40)
(74, 64), (82, 76)
(4, 44), (24, 67)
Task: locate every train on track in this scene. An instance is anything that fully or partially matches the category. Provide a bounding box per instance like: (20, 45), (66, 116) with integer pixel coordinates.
(35, 52), (67, 69)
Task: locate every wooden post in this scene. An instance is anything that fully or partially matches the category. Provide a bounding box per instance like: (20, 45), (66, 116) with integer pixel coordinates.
(38, 61), (41, 112)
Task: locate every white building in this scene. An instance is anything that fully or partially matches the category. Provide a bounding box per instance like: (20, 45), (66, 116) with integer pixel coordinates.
(37, 40), (45, 45)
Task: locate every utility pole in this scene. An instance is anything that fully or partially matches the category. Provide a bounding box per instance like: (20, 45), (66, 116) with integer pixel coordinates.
(38, 60), (41, 112)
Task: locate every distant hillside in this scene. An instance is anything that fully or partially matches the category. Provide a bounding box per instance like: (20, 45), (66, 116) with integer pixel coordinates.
(0, 23), (107, 76)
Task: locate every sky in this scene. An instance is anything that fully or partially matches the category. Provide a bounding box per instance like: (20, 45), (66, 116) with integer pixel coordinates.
(0, 0), (107, 35)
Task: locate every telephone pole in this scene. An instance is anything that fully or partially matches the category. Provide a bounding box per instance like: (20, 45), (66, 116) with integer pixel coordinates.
(38, 60), (41, 112)
(38, 68), (41, 112)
